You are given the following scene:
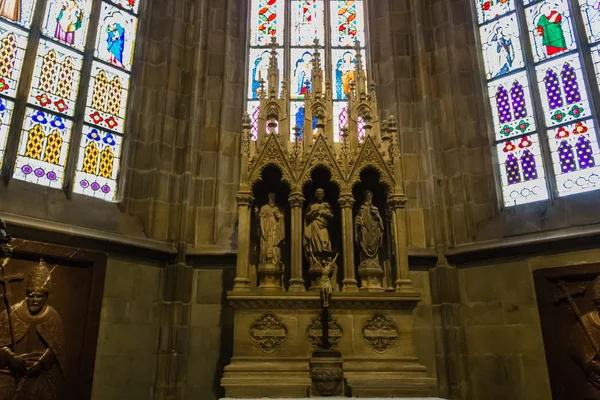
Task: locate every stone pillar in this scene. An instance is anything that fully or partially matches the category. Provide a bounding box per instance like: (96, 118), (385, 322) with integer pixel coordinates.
(233, 191), (253, 291)
(339, 194), (358, 292)
(388, 194), (413, 292)
(288, 192), (306, 291)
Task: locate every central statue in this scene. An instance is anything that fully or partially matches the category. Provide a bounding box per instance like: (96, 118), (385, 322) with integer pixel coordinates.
(304, 188), (333, 264)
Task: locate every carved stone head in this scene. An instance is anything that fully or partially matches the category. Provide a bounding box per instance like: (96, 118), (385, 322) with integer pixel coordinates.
(26, 259), (52, 315)
(268, 192), (276, 205)
(364, 190), (373, 205)
(315, 188), (325, 202)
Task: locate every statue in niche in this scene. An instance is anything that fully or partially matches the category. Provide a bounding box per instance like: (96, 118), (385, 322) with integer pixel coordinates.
(255, 192), (286, 268)
(354, 190), (384, 269)
(0, 259), (66, 400)
(304, 188), (334, 267)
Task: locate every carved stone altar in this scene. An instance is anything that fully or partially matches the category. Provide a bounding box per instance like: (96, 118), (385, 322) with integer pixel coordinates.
(222, 39), (436, 398)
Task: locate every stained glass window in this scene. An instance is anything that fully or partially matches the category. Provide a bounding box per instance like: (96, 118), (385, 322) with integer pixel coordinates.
(0, 98), (14, 165)
(94, 2), (138, 71)
(0, 22), (29, 98)
(476, 0), (600, 205)
(0, 0), (37, 28)
(247, 0), (368, 143)
(42, 0), (94, 51)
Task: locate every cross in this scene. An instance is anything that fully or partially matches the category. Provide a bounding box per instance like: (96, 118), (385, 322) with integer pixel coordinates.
(0, 269), (23, 306)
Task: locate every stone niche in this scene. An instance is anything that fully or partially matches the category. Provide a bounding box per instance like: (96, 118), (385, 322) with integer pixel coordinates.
(0, 238), (106, 399)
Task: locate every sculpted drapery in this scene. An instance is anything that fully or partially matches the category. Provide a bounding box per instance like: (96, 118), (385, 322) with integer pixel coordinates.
(354, 190), (384, 265)
(303, 188), (333, 264)
(256, 192), (285, 266)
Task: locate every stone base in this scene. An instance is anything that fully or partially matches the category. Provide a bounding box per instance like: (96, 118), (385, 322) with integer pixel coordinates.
(221, 398), (445, 400)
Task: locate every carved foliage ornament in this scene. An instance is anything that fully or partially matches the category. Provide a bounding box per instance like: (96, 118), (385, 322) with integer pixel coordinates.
(361, 314), (399, 354)
(250, 312), (288, 353)
(305, 314), (343, 348)
(299, 136), (344, 188)
(348, 137), (394, 190)
(248, 135), (294, 187)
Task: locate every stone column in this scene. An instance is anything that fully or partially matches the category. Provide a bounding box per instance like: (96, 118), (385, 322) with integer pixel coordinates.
(233, 191), (253, 291)
(339, 194), (358, 292)
(288, 192), (305, 291)
(388, 194), (413, 292)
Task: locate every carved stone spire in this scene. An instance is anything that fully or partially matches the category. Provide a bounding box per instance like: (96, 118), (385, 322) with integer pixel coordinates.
(311, 38), (323, 96)
(353, 40), (367, 96)
(267, 36), (280, 99)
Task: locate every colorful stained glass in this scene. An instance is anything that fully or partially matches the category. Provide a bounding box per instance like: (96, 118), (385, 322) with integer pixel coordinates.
(475, 0), (515, 25)
(94, 2), (138, 71)
(42, 0), (93, 51)
(291, 48), (314, 99)
(497, 135), (549, 206)
(487, 72), (536, 140)
(14, 108), (73, 188)
(291, 0), (324, 46)
(579, 0), (600, 44)
(246, 101), (260, 140)
(0, 0), (37, 28)
(0, 21), (28, 98)
(535, 54), (590, 127)
(592, 45), (600, 87)
(333, 101), (348, 142)
(549, 120), (600, 196)
(331, 48), (366, 100)
(108, 0), (140, 14)
(290, 100), (317, 141)
(0, 97), (14, 165)
(479, 14), (524, 79)
(526, 0), (576, 63)
(28, 39), (83, 117)
(85, 62), (130, 134)
(250, 0), (285, 47)
(74, 125), (122, 200)
(248, 48), (284, 99)
(331, 0), (365, 48)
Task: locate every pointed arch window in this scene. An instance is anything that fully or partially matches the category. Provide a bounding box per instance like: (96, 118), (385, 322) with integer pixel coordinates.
(475, 0), (600, 205)
(0, 0), (141, 202)
(246, 0), (369, 142)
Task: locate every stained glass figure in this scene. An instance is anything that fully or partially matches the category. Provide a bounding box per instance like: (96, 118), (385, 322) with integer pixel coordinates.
(526, 0), (576, 62)
(536, 55), (590, 127)
(85, 62), (130, 134)
(42, 0), (93, 51)
(331, 0), (365, 48)
(95, 2), (138, 71)
(487, 72), (536, 140)
(0, 97), (14, 165)
(248, 48), (283, 99)
(108, 0), (140, 14)
(331, 48), (365, 100)
(291, 0), (324, 46)
(475, 0), (515, 25)
(0, 21), (28, 98)
(74, 125), (122, 200)
(28, 39), (83, 116)
(578, 0), (600, 44)
(479, 14), (524, 79)
(291, 48), (314, 99)
(557, 139), (576, 173)
(13, 108), (73, 188)
(497, 135), (549, 206)
(250, 0), (285, 47)
(0, 0), (36, 28)
(290, 101), (317, 141)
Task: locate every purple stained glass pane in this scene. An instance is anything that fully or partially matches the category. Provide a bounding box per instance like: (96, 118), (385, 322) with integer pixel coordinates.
(505, 153), (521, 185)
(558, 140), (576, 173)
(544, 69), (563, 110)
(576, 135), (596, 169)
(511, 81), (528, 119)
(252, 106), (259, 140)
(496, 85), (512, 123)
(561, 62), (582, 105)
(521, 149), (539, 181)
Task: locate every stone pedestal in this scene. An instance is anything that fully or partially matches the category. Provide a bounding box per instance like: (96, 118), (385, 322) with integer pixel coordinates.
(309, 350), (344, 397)
(221, 291), (437, 398)
(257, 262), (284, 290)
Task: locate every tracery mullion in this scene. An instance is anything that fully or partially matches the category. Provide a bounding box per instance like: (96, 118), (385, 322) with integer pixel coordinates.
(324, 0), (332, 84)
(516, 0), (559, 200)
(0, 0), (47, 184)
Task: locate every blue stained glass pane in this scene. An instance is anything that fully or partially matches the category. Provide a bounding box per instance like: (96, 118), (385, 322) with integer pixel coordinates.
(331, 48), (366, 100)
(525, 0), (577, 63)
(291, 48), (314, 99)
(478, 14), (524, 79)
(95, 2), (138, 72)
(578, 0), (600, 44)
(248, 48), (284, 99)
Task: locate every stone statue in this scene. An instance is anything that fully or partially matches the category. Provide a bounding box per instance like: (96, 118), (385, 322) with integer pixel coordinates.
(0, 260), (66, 400)
(304, 188), (333, 266)
(255, 192), (285, 267)
(568, 276), (600, 392)
(354, 190), (384, 269)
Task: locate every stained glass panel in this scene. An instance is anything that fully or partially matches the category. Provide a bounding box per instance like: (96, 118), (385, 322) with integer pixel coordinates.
(478, 14), (524, 79)
(578, 0), (600, 44)
(475, 0), (515, 25)
(246, 101), (260, 140)
(333, 101), (348, 142)
(0, 0), (37, 28)
(592, 44), (600, 87)
(108, 0), (140, 14)
(14, 108), (73, 188)
(94, 2), (138, 71)
(497, 134), (549, 206)
(0, 21), (28, 98)
(535, 54), (590, 127)
(548, 119), (600, 195)
(0, 97), (14, 165)
(331, 0), (365, 48)
(290, 48), (315, 99)
(85, 62), (130, 133)
(42, 0), (93, 51)
(28, 39), (83, 117)
(250, 0), (285, 47)
(331, 48), (366, 100)
(248, 48), (284, 99)
(291, 0), (324, 46)
(525, 0), (577, 63)
(290, 100), (317, 141)
(74, 125), (122, 200)
(487, 71), (537, 140)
